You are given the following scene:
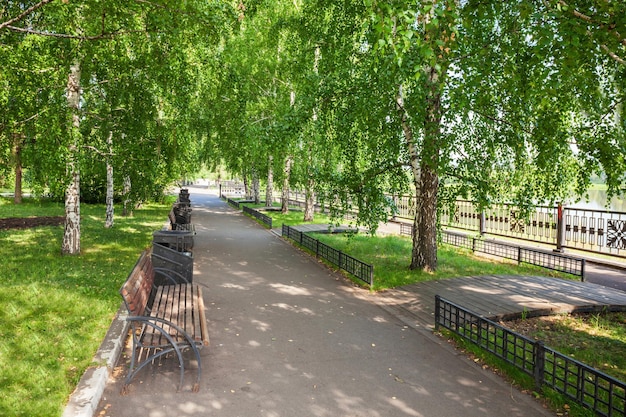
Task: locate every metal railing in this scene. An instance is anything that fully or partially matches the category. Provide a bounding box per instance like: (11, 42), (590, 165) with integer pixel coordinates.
(242, 206), (273, 229)
(282, 224), (373, 286)
(438, 200), (626, 259)
(435, 296), (626, 417)
(277, 190), (626, 260)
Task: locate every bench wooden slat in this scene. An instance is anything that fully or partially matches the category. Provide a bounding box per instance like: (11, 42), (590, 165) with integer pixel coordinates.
(196, 286), (210, 347)
(184, 285), (193, 340)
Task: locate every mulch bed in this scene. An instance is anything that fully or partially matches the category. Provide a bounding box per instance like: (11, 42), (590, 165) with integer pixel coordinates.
(0, 216), (65, 230)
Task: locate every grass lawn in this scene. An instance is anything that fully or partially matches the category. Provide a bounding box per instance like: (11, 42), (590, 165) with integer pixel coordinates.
(0, 197), (172, 417)
(311, 232), (570, 290)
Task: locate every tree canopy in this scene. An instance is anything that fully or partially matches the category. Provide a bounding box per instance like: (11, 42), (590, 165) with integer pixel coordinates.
(1, 0), (624, 268)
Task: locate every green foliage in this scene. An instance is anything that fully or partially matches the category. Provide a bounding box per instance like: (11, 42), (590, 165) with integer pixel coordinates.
(3, 1), (626, 265)
(1, 0), (237, 209)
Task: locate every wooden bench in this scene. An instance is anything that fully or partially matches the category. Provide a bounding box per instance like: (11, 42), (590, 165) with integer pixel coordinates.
(120, 249), (209, 392)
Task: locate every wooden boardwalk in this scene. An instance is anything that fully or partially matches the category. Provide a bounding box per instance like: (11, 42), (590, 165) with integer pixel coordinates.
(375, 275), (626, 329)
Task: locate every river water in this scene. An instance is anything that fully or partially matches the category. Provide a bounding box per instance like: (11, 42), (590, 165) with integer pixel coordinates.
(566, 189), (626, 212)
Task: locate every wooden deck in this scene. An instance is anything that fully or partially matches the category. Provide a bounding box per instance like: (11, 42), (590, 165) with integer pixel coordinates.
(374, 275), (626, 329)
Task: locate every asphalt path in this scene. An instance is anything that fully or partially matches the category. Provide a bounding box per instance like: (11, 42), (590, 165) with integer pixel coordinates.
(584, 262), (626, 292)
(96, 189), (555, 417)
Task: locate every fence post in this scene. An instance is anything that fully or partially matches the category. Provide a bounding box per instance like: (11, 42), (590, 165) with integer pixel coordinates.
(580, 259), (586, 282)
(339, 250), (343, 269)
(517, 246), (522, 265)
(555, 203), (566, 253)
(435, 295), (441, 331)
(533, 341), (545, 392)
(480, 211), (486, 235)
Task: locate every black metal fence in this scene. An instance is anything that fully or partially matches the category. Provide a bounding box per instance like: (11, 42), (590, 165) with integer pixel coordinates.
(242, 206), (273, 228)
(282, 224), (373, 286)
(435, 296), (626, 417)
(225, 197), (240, 208)
(441, 230), (586, 279)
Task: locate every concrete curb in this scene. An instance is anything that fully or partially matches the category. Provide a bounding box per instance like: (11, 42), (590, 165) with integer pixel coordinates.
(62, 306), (128, 417)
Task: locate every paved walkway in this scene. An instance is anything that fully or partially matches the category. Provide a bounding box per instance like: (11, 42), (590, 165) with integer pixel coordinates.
(87, 187), (626, 417)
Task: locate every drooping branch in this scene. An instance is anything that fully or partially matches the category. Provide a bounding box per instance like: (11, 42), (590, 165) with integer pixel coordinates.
(557, 0), (626, 47)
(5, 25), (150, 40)
(353, 161), (410, 193)
(600, 44), (626, 66)
(0, 0), (55, 31)
(82, 145), (115, 157)
(545, 0), (626, 66)
(473, 109), (535, 136)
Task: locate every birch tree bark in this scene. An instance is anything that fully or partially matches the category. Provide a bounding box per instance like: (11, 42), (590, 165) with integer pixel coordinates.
(303, 46), (321, 222)
(281, 155), (292, 213)
(105, 131), (114, 228)
(411, 65), (442, 271)
(252, 168), (260, 204)
(12, 136), (23, 204)
(265, 154), (273, 207)
(62, 61), (81, 255)
(122, 176), (132, 216)
(281, 91), (296, 213)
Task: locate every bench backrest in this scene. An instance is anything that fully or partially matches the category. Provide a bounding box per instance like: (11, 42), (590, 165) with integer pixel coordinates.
(120, 250), (156, 316)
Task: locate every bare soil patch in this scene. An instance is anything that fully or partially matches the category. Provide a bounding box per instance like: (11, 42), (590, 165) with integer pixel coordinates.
(0, 216), (65, 230)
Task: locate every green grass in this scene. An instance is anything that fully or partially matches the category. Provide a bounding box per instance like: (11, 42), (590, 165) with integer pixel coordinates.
(0, 197), (172, 417)
(310, 233), (569, 290)
(0, 196), (65, 217)
(506, 312), (626, 383)
(446, 332), (597, 417)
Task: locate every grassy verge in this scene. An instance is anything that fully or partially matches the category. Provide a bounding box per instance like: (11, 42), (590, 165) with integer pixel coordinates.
(504, 312), (626, 383)
(241, 204), (572, 290)
(0, 197), (173, 417)
(311, 233), (570, 290)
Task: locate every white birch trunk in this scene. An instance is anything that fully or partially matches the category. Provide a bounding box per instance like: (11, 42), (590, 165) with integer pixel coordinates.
(62, 61), (81, 255)
(281, 155), (292, 213)
(13, 137), (22, 204)
(253, 168), (260, 204)
(304, 47), (321, 222)
(105, 131), (114, 228)
(265, 154), (273, 207)
(122, 176), (132, 216)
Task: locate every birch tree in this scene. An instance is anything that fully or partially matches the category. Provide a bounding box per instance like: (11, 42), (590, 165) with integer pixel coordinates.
(303, 0), (625, 271)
